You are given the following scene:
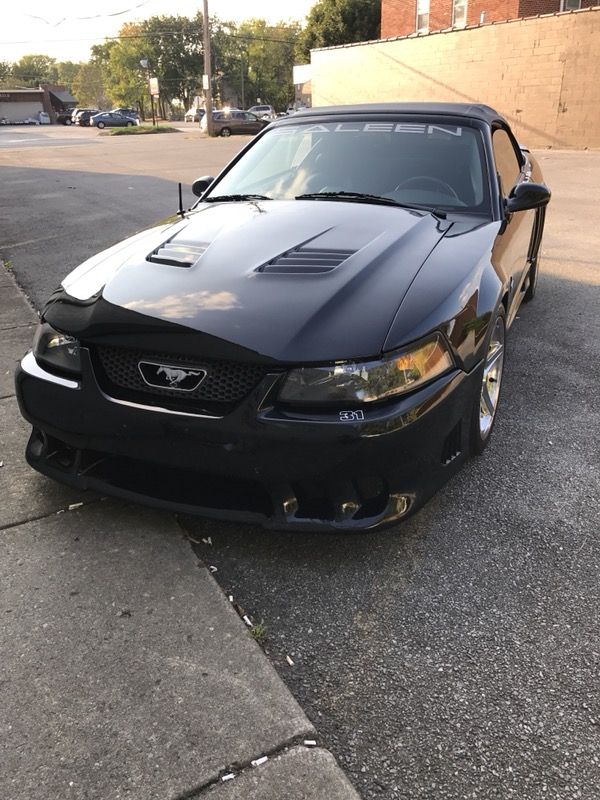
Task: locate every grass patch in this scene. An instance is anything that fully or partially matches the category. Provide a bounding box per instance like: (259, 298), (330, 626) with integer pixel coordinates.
(250, 622), (268, 645)
(101, 125), (179, 136)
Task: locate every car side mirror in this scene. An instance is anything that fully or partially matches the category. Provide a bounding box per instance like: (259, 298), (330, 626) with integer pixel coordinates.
(192, 176), (215, 197)
(506, 182), (551, 213)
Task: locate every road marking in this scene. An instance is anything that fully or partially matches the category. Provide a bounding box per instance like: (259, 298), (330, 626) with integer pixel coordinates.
(2, 138), (42, 144)
(1, 234), (63, 249)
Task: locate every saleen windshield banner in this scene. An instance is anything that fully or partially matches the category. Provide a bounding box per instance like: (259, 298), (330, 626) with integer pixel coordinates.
(272, 122), (464, 136)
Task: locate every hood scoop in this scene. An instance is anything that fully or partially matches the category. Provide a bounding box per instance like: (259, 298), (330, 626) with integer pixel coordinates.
(257, 245), (356, 275)
(147, 241), (208, 268)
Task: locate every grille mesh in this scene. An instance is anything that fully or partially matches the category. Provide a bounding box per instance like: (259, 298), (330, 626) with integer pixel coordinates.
(93, 345), (266, 408)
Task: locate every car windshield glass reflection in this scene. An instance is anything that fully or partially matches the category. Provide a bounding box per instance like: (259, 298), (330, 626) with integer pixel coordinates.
(206, 119), (490, 213)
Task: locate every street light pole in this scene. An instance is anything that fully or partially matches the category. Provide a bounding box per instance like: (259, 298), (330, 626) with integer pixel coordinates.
(202, 0), (213, 136)
(240, 52), (245, 109)
(140, 58), (156, 126)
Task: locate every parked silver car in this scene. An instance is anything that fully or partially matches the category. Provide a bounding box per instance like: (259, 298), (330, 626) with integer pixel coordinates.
(247, 104), (276, 120)
(90, 112), (139, 129)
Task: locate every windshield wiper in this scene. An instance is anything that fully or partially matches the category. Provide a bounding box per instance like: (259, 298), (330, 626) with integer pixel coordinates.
(203, 193), (271, 202)
(295, 191), (447, 219)
(296, 191), (403, 206)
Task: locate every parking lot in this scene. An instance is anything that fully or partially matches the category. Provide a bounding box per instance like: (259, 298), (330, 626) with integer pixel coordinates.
(1, 129), (599, 800)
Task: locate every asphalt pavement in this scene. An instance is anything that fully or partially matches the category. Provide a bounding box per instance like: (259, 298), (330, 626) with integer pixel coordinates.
(1, 132), (599, 800)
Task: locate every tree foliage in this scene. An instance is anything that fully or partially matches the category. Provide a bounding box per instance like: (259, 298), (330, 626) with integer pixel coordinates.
(235, 20), (300, 111)
(56, 61), (81, 93)
(296, 0), (381, 61)
(10, 55), (58, 87)
(72, 63), (108, 108)
(6, 10), (301, 113)
(0, 61), (12, 86)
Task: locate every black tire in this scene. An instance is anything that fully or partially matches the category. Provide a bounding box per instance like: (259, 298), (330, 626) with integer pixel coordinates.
(96, 121), (105, 129)
(220, 127), (232, 137)
(469, 305), (506, 456)
(64, 118), (72, 126)
(127, 122), (134, 127)
(523, 259), (538, 303)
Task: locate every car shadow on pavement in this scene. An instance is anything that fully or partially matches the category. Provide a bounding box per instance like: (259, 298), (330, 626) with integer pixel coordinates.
(178, 267), (600, 800)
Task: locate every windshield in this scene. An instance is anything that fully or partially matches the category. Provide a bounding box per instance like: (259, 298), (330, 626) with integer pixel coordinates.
(206, 117), (491, 213)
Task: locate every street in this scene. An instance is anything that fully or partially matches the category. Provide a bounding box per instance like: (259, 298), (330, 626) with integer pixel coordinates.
(1, 130), (599, 800)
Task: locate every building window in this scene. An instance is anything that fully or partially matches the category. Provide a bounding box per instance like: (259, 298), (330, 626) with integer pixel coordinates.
(453, 0), (468, 28)
(560, 0), (581, 9)
(416, 0), (430, 33)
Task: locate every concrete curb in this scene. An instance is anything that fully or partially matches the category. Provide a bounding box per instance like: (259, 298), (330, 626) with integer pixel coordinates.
(0, 262), (361, 800)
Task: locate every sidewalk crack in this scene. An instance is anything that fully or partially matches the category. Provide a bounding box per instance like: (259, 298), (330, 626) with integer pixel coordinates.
(171, 733), (317, 799)
(0, 498), (102, 533)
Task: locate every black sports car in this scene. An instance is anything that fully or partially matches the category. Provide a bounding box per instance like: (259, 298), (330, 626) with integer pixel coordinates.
(16, 103), (550, 531)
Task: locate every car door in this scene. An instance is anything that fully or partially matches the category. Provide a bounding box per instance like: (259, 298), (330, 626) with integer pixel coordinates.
(242, 112), (262, 133)
(490, 125), (537, 326)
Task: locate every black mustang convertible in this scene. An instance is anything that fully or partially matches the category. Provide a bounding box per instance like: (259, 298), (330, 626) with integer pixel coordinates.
(16, 103), (551, 530)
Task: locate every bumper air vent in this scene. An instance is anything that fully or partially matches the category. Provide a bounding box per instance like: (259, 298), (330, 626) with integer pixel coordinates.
(441, 421), (462, 465)
(147, 242), (208, 267)
(258, 245), (356, 274)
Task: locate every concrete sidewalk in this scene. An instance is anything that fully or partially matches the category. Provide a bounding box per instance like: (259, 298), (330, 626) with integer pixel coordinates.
(0, 265), (360, 799)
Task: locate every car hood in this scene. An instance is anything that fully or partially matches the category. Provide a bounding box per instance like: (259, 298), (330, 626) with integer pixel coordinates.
(60, 200), (450, 363)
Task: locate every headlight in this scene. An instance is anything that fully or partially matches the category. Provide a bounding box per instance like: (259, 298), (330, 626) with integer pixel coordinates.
(33, 323), (81, 376)
(278, 334), (453, 405)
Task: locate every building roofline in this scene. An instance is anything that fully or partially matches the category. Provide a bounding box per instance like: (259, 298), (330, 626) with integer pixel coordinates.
(311, 4), (600, 52)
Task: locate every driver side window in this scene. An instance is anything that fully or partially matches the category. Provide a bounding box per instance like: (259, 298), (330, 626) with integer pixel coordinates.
(493, 128), (522, 197)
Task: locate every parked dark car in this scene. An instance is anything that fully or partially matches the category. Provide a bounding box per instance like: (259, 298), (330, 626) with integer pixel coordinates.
(90, 112), (138, 129)
(200, 110), (269, 137)
(16, 103), (550, 531)
(74, 109), (100, 126)
(55, 110), (74, 125)
(111, 107), (140, 121)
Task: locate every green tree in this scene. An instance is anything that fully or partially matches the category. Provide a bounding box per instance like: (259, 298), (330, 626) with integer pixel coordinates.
(139, 14), (203, 108)
(233, 19), (300, 111)
(72, 63), (108, 108)
(91, 15), (205, 116)
(296, 0), (381, 61)
(56, 61), (82, 93)
(92, 24), (147, 111)
(0, 61), (12, 86)
(11, 54), (58, 87)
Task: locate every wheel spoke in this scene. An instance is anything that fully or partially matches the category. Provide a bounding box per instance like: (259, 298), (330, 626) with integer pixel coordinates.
(481, 382), (495, 417)
(486, 344), (504, 373)
(478, 315), (506, 439)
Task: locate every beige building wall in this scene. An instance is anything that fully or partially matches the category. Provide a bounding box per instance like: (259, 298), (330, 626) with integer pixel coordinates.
(311, 7), (600, 149)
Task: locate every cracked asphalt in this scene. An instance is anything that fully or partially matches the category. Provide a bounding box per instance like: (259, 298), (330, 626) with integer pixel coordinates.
(1, 133), (598, 800)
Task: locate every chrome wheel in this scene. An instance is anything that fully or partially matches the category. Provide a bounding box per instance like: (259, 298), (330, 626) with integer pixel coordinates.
(479, 315), (505, 439)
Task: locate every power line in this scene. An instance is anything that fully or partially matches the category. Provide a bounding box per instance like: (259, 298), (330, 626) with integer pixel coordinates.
(0, 30), (297, 47)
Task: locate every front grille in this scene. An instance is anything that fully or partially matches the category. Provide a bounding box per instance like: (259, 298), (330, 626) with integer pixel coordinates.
(92, 345), (267, 412)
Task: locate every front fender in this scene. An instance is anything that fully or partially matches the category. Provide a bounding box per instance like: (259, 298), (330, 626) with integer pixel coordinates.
(383, 219), (506, 373)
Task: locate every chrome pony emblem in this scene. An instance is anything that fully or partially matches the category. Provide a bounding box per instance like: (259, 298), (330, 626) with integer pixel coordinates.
(138, 361), (207, 392)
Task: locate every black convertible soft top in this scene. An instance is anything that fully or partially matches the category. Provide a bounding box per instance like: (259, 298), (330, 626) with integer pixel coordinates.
(288, 102), (505, 126)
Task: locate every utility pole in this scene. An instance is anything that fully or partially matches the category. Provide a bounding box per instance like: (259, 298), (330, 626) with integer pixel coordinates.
(202, 0), (213, 136)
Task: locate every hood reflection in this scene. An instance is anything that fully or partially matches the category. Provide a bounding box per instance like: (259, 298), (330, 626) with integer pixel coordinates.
(124, 290), (241, 319)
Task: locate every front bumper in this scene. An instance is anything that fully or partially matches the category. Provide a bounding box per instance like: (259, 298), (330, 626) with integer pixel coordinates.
(15, 348), (480, 531)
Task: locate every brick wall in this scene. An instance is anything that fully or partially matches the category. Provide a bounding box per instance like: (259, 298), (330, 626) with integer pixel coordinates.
(381, 0), (599, 37)
(518, 0), (560, 15)
(470, 0), (520, 24)
(311, 7), (600, 148)
(381, 0), (416, 36)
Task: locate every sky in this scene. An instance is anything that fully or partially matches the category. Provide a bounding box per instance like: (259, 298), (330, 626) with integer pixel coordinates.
(2, 0), (316, 63)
